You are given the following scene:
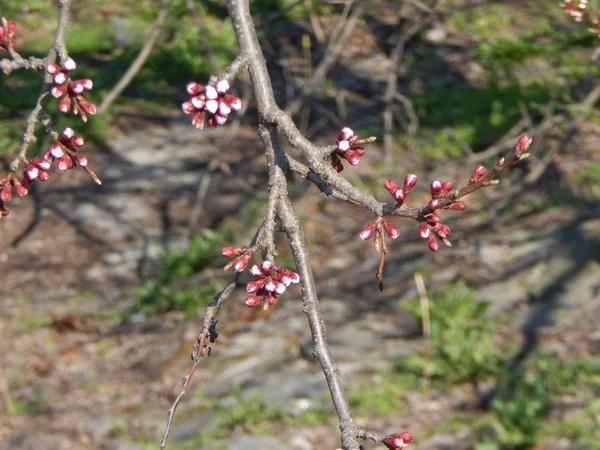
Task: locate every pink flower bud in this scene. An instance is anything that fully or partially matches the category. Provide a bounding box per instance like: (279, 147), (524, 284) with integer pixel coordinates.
(264, 280), (277, 292)
(339, 127), (354, 140)
(191, 96), (205, 109)
(282, 270), (300, 284)
(80, 100), (97, 115)
(182, 101), (196, 114)
(0, 184), (11, 202)
(245, 295), (262, 307)
(51, 84), (68, 98)
(25, 165), (39, 180)
(205, 85), (218, 100)
(205, 99), (219, 114)
(218, 101), (231, 116)
(186, 82), (203, 95)
(47, 63), (61, 74)
(428, 199), (439, 210)
(426, 214), (440, 224)
(383, 220), (400, 239)
(383, 431), (414, 450)
(428, 235), (439, 252)
(222, 246), (240, 258)
(448, 201), (466, 211)
(250, 264), (262, 276)
(61, 128), (75, 140)
(72, 135), (84, 147)
(247, 279), (263, 293)
(419, 222), (430, 238)
(233, 254), (251, 272)
(359, 222), (376, 241)
(261, 260), (273, 273)
(71, 80), (85, 94)
(430, 180), (442, 197)
(80, 79), (93, 90)
(515, 134), (532, 152)
(57, 155), (73, 171)
(216, 79), (230, 93)
(224, 94), (242, 111)
(332, 158), (344, 173)
(32, 157), (51, 170)
(75, 154), (88, 167)
(214, 114), (228, 125)
(436, 223), (451, 236)
(345, 149), (362, 165)
(13, 179), (27, 197)
(385, 179), (399, 195)
(48, 143), (64, 158)
(38, 169), (50, 181)
(471, 164), (487, 182)
(63, 57), (77, 71)
(403, 174), (418, 192)
(53, 72), (68, 85)
(441, 181), (454, 196)
(394, 189), (406, 204)
(58, 95), (71, 113)
(337, 140), (350, 152)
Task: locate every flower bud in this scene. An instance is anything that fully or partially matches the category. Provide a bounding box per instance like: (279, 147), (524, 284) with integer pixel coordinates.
(48, 142), (64, 159)
(233, 254), (251, 272)
(428, 199), (439, 210)
(222, 246), (241, 258)
(13, 179), (27, 197)
(383, 220), (400, 239)
(47, 63), (61, 74)
(224, 94), (242, 111)
(337, 140), (350, 152)
(430, 180), (442, 197)
(25, 165), (39, 180)
(261, 260), (273, 273)
(53, 71), (68, 85)
(186, 82), (203, 95)
(339, 127), (354, 140)
(38, 169), (50, 181)
(419, 222), (430, 238)
(515, 134), (532, 152)
(436, 223), (451, 236)
(471, 164), (487, 182)
(0, 183), (11, 202)
(75, 154), (88, 167)
(425, 214), (440, 224)
(359, 222), (376, 241)
(246, 279), (263, 293)
(214, 114), (228, 125)
(63, 57), (77, 71)
(385, 179), (399, 195)
(205, 85), (218, 100)
(216, 79), (230, 93)
(51, 84), (68, 98)
(72, 135), (84, 147)
(403, 174), (418, 192)
(447, 201), (467, 211)
(428, 235), (439, 252)
(441, 181), (454, 196)
(245, 295), (262, 307)
(58, 95), (71, 113)
(383, 431), (414, 450)
(182, 101), (196, 114)
(61, 128), (75, 140)
(205, 99), (219, 114)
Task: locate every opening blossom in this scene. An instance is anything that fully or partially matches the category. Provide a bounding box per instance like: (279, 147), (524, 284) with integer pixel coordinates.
(0, 17), (17, 51)
(331, 127), (376, 173)
(182, 79), (242, 129)
(245, 260), (300, 309)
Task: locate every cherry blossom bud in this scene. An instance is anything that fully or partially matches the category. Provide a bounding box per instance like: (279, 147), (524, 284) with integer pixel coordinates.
(383, 221), (400, 239)
(58, 95), (71, 113)
(71, 80), (85, 94)
(250, 264), (262, 277)
(75, 154), (88, 167)
(337, 140), (350, 152)
(51, 84), (68, 98)
(182, 101), (196, 114)
(214, 114), (228, 125)
(261, 260), (273, 273)
(222, 246), (241, 258)
(385, 179), (399, 195)
(426, 214), (440, 224)
(0, 184), (11, 202)
(205, 85), (218, 100)
(72, 135), (84, 147)
(218, 101), (231, 116)
(515, 134), (532, 152)
(331, 157), (344, 173)
(419, 222), (430, 238)
(403, 174), (418, 192)
(245, 296), (262, 307)
(63, 57), (77, 71)
(224, 94), (242, 111)
(13, 179), (27, 197)
(38, 169), (50, 181)
(47, 63), (60, 74)
(80, 79), (93, 90)
(61, 128), (75, 140)
(216, 79), (230, 93)
(471, 164), (487, 182)
(282, 270), (300, 284)
(383, 431), (414, 450)
(359, 222), (376, 241)
(339, 127), (354, 140)
(441, 181), (454, 196)
(428, 199), (439, 210)
(247, 280), (263, 293)
(436, 223), (451, 236)
(393, 189), (406, 203)
(191, 96), (205, 110)
(428, 235), (439, 252)
(345, 148), (363, 165)
(205, 99), (219, 114)
(274, 282), (286, 294)
(25, 165), (39, 180)
(53, 71), (68, 85)
(447, 201), (467, 211)
(80, 99), (97, 115)
(56, 156), (70, 171)
(233, 254), (251, 272)
(47, 142), (63, 158)
(430, 180), (442, 197)
(186, 82), (203, 95)
(32, 157), (51, 170)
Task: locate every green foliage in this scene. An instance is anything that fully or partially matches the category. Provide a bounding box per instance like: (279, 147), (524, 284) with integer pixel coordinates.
(399, 280), (503, 385)
(348, 372), (417, 416)
(134, 229), (225, 315)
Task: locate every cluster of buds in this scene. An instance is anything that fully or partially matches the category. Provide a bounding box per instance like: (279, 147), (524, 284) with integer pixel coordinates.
(182, 79), (242, 129)
(245, 260), (300, 309)
(0, 17), (17, 51)
(561, 0), (588, 22)
(382, 431), (414, 450)
(0, 174), (28, 216)
(385, 174), (418, 206)
(222, 245), (255, 272)
(23, 128), (100, 185)
(47, 58), (96, 122)
(331, 127), (376, 173)
(359, 219), (399, 242)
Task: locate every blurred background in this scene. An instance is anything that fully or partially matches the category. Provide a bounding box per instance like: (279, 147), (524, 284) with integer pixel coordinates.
(1, 0), (599, 449)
